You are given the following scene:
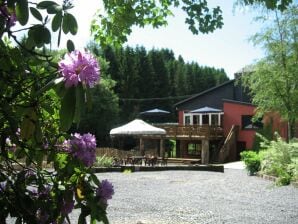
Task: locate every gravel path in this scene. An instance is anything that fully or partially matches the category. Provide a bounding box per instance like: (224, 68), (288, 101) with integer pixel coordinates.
(89, 168), (298, 224)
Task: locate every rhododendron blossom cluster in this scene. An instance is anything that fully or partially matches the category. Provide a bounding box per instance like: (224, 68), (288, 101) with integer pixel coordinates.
(96, 179), (114, 205)
(66, 133), (97, 167)
(58, 50), (100, 88)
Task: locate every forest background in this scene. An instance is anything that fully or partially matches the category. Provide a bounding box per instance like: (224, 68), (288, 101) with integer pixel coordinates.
(75, 44), (229, 146)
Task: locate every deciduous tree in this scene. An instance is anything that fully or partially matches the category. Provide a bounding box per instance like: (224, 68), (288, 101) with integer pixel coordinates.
(242, 5), (298, 139)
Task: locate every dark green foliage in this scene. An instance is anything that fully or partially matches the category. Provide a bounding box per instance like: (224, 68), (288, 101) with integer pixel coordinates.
(16, 0), (29, 25)
(243, 0), (293, 11)
(101, 45), (229, 124)
(252, 120), (274, 151)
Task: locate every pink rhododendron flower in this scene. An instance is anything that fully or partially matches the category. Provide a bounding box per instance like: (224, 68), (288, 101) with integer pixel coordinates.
(58, 50), (100, 88)
(68, 133), (97, 167)
(96, 179), (114, 205)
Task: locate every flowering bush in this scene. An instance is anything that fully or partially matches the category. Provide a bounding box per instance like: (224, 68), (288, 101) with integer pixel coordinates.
(0, 0), (113, 223)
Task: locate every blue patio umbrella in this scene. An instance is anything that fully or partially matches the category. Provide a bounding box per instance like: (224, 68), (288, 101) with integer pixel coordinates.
(190, 106), (222, 113)
(140, 108), (170, 116)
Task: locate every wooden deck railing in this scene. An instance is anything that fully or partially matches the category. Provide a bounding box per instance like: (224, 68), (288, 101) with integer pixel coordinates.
(155, 124), (224, 140)
(218, 125), (239, 163)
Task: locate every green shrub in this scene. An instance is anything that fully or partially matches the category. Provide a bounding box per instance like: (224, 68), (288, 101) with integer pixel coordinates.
(240, 150), (261, 175)
(95, 155), (114, 167)
(260, 135), (298, 185)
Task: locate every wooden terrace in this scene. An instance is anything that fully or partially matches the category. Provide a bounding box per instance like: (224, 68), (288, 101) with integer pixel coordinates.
(154, 124), (224, 140)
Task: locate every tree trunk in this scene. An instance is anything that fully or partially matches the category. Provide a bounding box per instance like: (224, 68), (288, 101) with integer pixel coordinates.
(288, 118), (296, 140)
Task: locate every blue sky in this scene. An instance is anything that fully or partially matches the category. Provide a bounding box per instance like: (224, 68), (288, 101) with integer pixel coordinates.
(67, 0), (264, 78)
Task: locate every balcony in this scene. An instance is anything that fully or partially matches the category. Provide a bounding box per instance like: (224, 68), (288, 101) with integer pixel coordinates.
(155, 124), (224, 140)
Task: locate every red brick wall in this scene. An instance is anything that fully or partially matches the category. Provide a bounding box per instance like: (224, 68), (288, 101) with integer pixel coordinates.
(178, 111), (184, 125)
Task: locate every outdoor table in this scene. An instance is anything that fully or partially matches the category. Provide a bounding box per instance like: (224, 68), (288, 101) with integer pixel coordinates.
(131, 156), (144, 165)
(124, 156), (144, 165)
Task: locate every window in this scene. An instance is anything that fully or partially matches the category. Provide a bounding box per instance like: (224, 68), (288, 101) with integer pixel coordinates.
(193, 115), (200, 125)
(242, 115), (263, 130)
(211, 114), (219, 125)
(184, 115), (191, 125)
(202, 114), (209, 125)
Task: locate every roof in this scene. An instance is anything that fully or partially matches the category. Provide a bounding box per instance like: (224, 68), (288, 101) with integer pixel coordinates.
(140, 108), (170, 115)
(190, 106), (222, 113)
(110, 119), (166, 136)
(174, 79), (234, 108)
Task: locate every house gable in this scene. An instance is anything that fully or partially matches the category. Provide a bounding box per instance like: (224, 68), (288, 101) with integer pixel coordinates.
(175, 80), (234, 111)
(174, 79), (252, 112)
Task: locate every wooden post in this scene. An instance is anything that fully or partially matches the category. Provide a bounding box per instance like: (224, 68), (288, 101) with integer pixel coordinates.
(160, 138), (164, 157)
(176, 140), (181, 157)
(139, 138), (145, 156)
(201, 139), (209, 164)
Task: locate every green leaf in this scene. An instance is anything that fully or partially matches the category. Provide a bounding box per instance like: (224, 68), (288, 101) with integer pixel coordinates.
(30, 7), (43, 21)
(78, 214), (87, 224)
(47, 5), (62, 14)
(20, 108), (37, 140)
(29, 25), (42, 45)
(41, 27), (51, 44)
(29, 25), (51, 46)
(60, 87), (76, 131)
(90, 173), (100, 186)
(85, 87), (92, 111)
(52, 11), (63, 32)
(37, 1), (59, 9)
(74, 84), (85, 124)
(42, 102), (55, 115)
(62, 13), (78, 35)
(90, 217), (97, 224)
(35, 77), (63, 96)
(55, 153), (68, 169)
(70, 173), (79, 183)
(34, 120), (43, 144)
(67, 39), (75, 52)
(62, 13), (70, 34)
(16, 0), (29, 25)
(25, 34), (35, 49)
(0, 16), (5, 32)
(54, 81), (67, 98)
(67, 13), (78, 35)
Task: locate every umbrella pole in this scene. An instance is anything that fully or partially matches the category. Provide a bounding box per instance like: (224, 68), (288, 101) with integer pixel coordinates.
(139, 137), (145, 156)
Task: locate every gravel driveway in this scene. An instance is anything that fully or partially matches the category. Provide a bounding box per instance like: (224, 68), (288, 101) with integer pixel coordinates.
(90, 168), (298, 224)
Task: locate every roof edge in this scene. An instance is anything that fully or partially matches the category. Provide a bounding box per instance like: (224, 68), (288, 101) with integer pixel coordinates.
(223, 99), (255, 106)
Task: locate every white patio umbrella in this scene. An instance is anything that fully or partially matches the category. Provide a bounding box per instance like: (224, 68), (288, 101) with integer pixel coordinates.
(110, 119), (166, 156)
(110, 119), (166, 136)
